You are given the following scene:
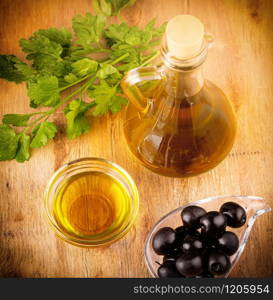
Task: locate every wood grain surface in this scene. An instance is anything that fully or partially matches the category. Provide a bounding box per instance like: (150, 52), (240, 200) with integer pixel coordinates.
(0, 0), (273, 278)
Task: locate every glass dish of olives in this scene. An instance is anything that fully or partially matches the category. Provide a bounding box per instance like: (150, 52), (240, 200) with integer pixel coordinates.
(144, 195), (271, 278)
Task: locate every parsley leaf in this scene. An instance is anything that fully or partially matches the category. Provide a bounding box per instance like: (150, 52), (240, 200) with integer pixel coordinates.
(89, 81), (116, 116)
(64, 99), (95, 139)
(0, 4), (166, 162)
(104, 71), (122, 86)
(27, 75), (60, 107)
(0, 55), (34, 83)
(30, 121), (58, 148)
(105, 22), (156, 47)
(28, 54), (69, 78)
(20, 34), (63, 59)
(64, 58), (98, 83)
(3, 113), (32, 127)
(111, 0), (136, 15)
(110, 95), (128, 113)
(93, 0), (136, 16)
(72, 13), (106, 47)
(71, 58), (98, 77)
(97, 63), (120, 79)
(19, 29), (72, 78)
(16, 133), (31, 162)
(64, 73), (78, 84)
(125, 26), (152, 46)
(35, 28), (72, 48)
(93, 0), (112, 16)
(110, 43), (140, 71)
(89, 81), (127, 116)
(13, 57), (36, 79)
(105, 23), (130, 44)
(0, 124), (18, 160)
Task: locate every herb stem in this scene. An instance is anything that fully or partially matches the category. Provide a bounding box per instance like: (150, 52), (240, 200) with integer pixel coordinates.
(104, 53), (130, 65)
(58, 53), (129, 93)
(63, 78), (94, 103)
(71, 47), (111, 57)
(92, 48), (111, 53)
(25, 52), (131, 131)
(58, 73), (94, 92)
(23, 114), (48, 133)
(29, 111), (50, 116)
(140, 51), (160, 67)
(24, 77), (96, 133)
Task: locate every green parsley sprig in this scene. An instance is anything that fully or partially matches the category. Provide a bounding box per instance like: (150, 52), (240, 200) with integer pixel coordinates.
(93, 0), (137, 16)
(0, 2), (166, 162)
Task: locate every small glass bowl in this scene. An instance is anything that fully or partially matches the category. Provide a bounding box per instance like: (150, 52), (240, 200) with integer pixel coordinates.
(44, 157), (139, 247)
(144, 195), (271, 277)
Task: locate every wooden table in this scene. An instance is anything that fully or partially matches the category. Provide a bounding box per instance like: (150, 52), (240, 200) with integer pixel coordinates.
(0, 0), (272, 278)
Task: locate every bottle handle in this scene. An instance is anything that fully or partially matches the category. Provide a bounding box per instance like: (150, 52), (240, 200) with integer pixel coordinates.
(121, 66), (165, 112)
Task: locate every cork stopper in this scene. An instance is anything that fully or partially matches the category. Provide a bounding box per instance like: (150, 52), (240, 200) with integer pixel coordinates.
(166, 15), (205, 59)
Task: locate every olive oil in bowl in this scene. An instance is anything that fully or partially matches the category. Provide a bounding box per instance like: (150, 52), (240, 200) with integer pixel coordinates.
(44, 158), (139, 247)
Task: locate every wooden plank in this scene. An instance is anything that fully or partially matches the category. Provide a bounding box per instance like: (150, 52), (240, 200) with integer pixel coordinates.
(0, 0), (272, 277)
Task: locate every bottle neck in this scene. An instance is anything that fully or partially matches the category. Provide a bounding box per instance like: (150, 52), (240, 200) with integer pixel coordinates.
(162, 65), (205, 98)
(159, 35), (208, 98)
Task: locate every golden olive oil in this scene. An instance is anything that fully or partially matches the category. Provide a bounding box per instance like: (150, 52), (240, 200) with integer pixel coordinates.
(123, 80), (237, 177)
(121, 15), (237, 178)
(53, 172), (131, 239)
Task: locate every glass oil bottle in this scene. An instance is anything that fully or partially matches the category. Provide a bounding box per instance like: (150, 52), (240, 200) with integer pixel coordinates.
(121, 15), (237, 177)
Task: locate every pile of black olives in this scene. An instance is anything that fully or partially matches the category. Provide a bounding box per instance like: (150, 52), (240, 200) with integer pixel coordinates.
(152, 202), (247, 278)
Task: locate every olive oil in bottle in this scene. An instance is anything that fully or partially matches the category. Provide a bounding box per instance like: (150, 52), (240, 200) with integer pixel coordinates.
(121, 15), (237, 177)
(123, 79), (236, 177)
